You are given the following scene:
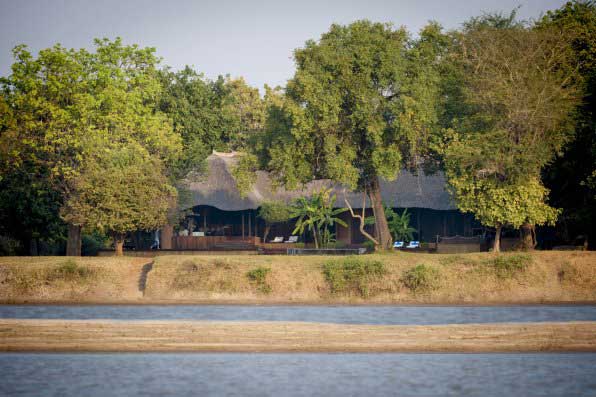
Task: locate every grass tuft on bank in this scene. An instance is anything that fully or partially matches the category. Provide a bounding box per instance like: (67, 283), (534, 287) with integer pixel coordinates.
(0, 251), (595, 304)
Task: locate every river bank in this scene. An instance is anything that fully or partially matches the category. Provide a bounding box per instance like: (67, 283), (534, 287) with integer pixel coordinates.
(0, 251), (594, 305)
(1, 319), (594, 352)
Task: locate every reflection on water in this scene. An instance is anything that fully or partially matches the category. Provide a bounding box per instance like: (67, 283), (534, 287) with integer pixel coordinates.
(1, 304), (596, 325)
(1, 353), (595, 397)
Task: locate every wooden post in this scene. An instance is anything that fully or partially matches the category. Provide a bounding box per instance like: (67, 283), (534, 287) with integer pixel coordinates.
(242, 212), (245, 239)
(248, 210), (252, 237)
(417, 210), (421, 241)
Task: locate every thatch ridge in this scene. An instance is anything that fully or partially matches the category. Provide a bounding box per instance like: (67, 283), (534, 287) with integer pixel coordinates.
(185, 153), (456, 211)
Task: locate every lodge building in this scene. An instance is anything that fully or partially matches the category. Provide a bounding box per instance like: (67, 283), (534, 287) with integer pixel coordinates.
(156, 152), (482, 251)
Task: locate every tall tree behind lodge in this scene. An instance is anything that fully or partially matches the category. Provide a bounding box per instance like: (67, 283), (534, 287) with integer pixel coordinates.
(443, 21), (581, 251)
(239, 21), (446, 250)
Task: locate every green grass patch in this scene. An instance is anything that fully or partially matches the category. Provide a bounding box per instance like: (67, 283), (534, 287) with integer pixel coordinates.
(401, 264), (439, 292)
(322, 257), (386, 297)
(487, 254), (531, 278)
(246, 266), (272, 294)
(5, 259), (95, 292)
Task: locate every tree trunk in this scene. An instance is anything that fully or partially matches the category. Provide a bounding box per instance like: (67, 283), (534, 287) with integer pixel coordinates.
(114, 234), (125, 256)
(161, 225), (173, 250)
(493, 224), (502, 253)
(520, 223), (536, 250)
(263, 225), (271, 243)
(66, 224), (82, 256)
(313, 227), (319, 249)
(369, 176), (392, 250)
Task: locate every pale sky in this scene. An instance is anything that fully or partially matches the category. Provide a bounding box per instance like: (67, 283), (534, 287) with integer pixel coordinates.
(0, 0), (567, 90)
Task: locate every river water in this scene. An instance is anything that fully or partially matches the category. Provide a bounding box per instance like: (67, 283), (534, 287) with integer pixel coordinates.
(2, 304), (596, 324)
(1, 353), (595, 396)
(2, 305), (595, 396)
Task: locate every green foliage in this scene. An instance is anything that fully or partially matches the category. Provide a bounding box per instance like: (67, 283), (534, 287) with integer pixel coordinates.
(538, 1), (596, 245)
(61, 142), (177, 240)
(1, 38), (182, 253)
(0, 236), (21, 256)
(443, 22), (580, 238)
(292, 188), (347, 248)
(401, 264), (439, 292)
(385, 207), (417, 241)
(51, 259), (93, 281)
(244, 21), (447, 249)
(487, 254), (531, 278)
(258, 201), (294, 224)
(322, 257), (386, 297)
(81, 232), (108, 256)
(362, 240), (376, 251)
(246, 266), (272, 294)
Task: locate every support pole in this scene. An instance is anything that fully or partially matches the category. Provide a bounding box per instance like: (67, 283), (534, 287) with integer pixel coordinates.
(248, 210), (252, 238)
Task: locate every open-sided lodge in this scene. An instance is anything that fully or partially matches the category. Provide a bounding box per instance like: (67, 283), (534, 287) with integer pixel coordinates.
(144, 152), (485, 253)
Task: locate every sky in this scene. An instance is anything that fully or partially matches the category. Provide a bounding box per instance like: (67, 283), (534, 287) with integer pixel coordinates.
(0, 0), (567, 90)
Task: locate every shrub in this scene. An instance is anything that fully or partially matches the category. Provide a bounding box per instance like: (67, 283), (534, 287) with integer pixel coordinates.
(401, 264), (439, 292)
(246, 266), (272, 294)
(82, 233), (108, 256)
(488, 254), (531, 278)
(362, 240), (376, 251)
(50, 259), (93, 281)
(322, 257), (386, 297)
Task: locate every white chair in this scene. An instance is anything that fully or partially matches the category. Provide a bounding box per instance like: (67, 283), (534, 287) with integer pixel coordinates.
(405, 241), (420, 249)
(284, 236), (299, 243)
(271, 236), (284, 243)
(393, 241), (404, 249)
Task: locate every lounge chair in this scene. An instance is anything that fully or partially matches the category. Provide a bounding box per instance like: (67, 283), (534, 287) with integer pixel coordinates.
(405, 241), (420, 249)
(393, 241), (404, 249)
(271, 236), (284, 243)
(284, 236), (299, 243)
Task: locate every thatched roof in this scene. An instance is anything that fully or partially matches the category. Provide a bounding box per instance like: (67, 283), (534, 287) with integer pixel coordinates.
(186, 152), (456, 211)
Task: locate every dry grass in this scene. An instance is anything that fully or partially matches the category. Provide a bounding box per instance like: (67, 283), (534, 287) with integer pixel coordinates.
(146, 251), (596, 304)
(0, 251), (594, 304)
(0, 256), (149, 303)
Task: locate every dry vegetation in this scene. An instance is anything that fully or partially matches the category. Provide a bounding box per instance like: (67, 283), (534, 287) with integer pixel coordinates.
(0, 251), (594, 304)
(0, 256), (149, 303)
(1, 319), (594, 352)
(145, 251), (596, 304)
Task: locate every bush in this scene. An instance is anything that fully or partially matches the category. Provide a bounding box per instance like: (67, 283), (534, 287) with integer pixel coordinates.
(0, 236), (21, 256)
(246, 266), (272, 294)
(488, 254), (531, 278)
(401, 264), (439, 292)
(323, 257), (386, 297)
(50, 259), (93, 281)
(82, 233), (108, 256)
(362, 240), (376, 251)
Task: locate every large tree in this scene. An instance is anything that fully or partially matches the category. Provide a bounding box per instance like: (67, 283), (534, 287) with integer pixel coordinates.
(240, 21), (445, 249)
(61, 141), (177, 255)
(443, 23), (581, 251)
(1, 38), (181, 255)
(538, 0), (596, 248)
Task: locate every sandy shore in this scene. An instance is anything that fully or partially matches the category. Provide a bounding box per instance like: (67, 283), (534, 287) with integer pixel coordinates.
(1, 320), (595, 352)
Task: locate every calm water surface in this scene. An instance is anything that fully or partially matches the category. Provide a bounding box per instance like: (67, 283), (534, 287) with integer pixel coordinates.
(1, 304), (596, 324)
(1, 353), (595, 397)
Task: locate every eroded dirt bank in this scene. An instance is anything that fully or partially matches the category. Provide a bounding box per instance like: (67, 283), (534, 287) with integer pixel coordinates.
(1, 320), (594, 352)
(1, 251), (595, 305)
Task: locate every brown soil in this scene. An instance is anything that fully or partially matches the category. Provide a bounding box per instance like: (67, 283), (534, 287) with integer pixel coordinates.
(1, 320), (594, 352)
(0, 251), (594, 305)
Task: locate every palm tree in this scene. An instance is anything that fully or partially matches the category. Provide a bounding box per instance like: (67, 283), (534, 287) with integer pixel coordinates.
(292, 188), (348, 248)
(386, 207), (417, 242)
